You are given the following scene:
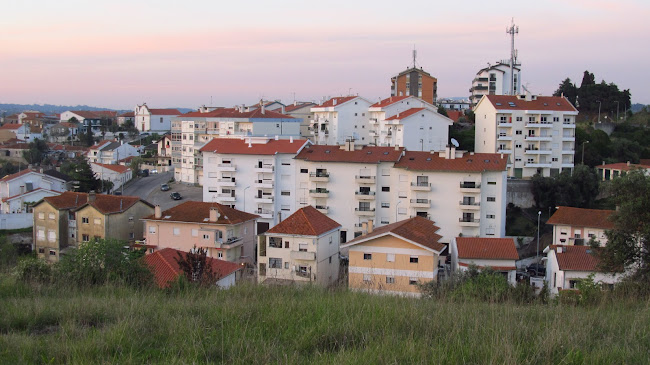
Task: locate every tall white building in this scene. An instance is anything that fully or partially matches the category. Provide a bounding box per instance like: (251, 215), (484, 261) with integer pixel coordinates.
(469, 61), (521, 106)
(200, 137), (310, 233)
(474, 94), (578, 178)
(293, 142), (507, 244)
(310, 96), (373, 145)
(134, 104), (181, 133)
(367, 96), (451, 151)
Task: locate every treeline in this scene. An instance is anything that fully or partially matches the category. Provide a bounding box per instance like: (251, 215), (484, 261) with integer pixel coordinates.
(553, 70), (631, 118)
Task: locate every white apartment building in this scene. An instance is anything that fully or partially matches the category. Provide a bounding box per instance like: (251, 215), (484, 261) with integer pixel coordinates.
(293, 142), (508, 244)
(134, 104), (181, 133)
(367, 96), (451, 151)
(172, 107), (302, 184)
(474, 94), (578, 178)
(258, 205), (341, 286)
(310, 96), (373, 145)
(200, 137), (310, 233)
(87, 140), (140, 165)
(469, 60), (521, 106)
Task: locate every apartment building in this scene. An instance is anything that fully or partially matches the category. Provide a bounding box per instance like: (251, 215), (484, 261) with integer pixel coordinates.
(171, 106), (301, 184)
(258, 205), (341, 286)
(342, 216), (446, 296)
(450, 237), (519, 285)
(134, 104), (181, 133)
(310, 96), (373, 145)
(32, 191), (153, 261)
(390, 66), (438, 105)
(547, 206), (615, 247)
(469, 60), (521, 106)
(200, 137), (310, 232)
(283, 102), (316, 139)
(367, 96), (451, 151)
(293, 143), (507, 244)
(141, 201), (259, 263)
(87, 140), (140, 165)
(474, 94), (578, 178)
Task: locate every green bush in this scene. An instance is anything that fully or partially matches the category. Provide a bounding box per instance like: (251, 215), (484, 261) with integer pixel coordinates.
(13, 257), (53, 283)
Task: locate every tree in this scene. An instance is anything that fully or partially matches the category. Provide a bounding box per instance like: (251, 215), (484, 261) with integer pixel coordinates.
(129, 156), (144, 175)
(437, 106), (448, 117)
(553, 78), (578, 106)
(0, 160), (18, 177)
(175, 246), (219, 287)
(597, 170), (650, 280)
(61, 157), (101, 192)
(22, 138), (48, 165)
(531, 165), (600, 210)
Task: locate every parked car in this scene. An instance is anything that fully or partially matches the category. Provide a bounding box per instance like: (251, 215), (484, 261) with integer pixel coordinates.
(527, 263), (546, 277)
(170, 192), (182, 200)
(113, 191), (122, 196)
(138, 169), (149, 177)
(150, 169), (158, 174)
(160, 184), (170, 191)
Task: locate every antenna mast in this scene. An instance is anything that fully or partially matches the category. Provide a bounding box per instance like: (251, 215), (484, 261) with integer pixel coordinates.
(412, 46), (417, 68)
(506, 18), (519, 95)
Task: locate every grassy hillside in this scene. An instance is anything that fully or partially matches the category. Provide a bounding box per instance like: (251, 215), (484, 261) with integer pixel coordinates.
(1, 277), (649, 364)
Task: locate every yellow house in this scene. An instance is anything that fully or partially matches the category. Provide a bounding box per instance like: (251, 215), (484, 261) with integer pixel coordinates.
(341, 216), (446, 296)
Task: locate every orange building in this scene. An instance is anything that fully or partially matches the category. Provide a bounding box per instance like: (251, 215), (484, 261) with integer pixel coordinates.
(390, 67), (438, 105)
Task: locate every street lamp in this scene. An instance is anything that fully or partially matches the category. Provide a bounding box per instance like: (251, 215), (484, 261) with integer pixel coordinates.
(614, 101), (620, 121)
(536, 210), (541, 264)
(242, 185), (250, 213)
(597, 100), (602, 123)
(581, 140), (590, 165)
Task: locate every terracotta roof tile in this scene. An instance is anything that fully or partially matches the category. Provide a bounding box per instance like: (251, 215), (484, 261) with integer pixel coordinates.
(41, 191), (89, 210)
(266, 206), (341, 236)
(93, 163), (131, 174)
(445, 110), (465, 122)
(394, 151), (507, 172)
(199, 138), (309, 155)
(0, 124), (23, 130)
(148, 109), (181, 115)
(294, 144), (403, 163)
(78, 194), (147, 215)
(283, 103), (316, 113)
(595, 162), (650, 171)
(2, 188), (59, 202)
(0, 169), (34, 182)
(370, 96), (411, 108)
(181, 108), (293, 119)
(142, 201), (258, 225)
(484, 95), (578, 112)
(314, 96), (358, 108)
(143, 248), (241, 288)
(547, 206), (615, 230)
(456, 237), (519, 260)
(550, 245), (612, 272)
(344, 216), (445, 252)
(385, 108), (425, 120)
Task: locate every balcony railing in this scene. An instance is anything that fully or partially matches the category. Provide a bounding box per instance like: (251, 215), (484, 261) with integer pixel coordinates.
(355, 191), (375, 196)
(309, 172), (329, 178)
(459, 182), (480, 189)
(355, 208), (375, 212)
(459, 218), (480, 223)
(411, 199), (430, 204)
(309, 189), (329, 194)
(459, 201), (480, 206)
(355, 175), (376, 183)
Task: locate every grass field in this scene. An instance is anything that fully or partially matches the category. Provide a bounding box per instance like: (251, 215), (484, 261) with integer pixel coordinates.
(1, 276), (649, 364)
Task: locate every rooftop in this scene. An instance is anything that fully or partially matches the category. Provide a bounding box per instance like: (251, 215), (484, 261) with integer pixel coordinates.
(483, 95), (578, 112)
(394, 151), (508, 172)
(595, 162), (650, 171)
(142, 201), (259, 225)
(549, 245), (613, 272)
(547, 206), (615, 230)
(370, 96), (411, 108)
(385, 108), (426, 120)
(92, 163), (131, 174)
(294, 144), (403, 164)
(181, 107), (293, 119)
(314, 96), (358, 108)
(455, 237), (519, 260)
(344, 216), (445, 253)
(266, 206), (341, 236)
(199, 138), (308, 155)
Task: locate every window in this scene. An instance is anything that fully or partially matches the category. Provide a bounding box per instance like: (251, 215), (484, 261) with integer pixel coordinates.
(386, 253), (395, 262)
(94, 218), (101, 225)
(191, 229), (198, 237)
(552, 158), (559, 162)
(363, 274), (372, 283)
(300, 168), (308, 174)
(486, 214), (496, 219)
(48, 230), (56, 242)
(128, 216), (134, 223)
(409, 277), (418, 285)
(329, 256), (332, 264)
(82, 234), (90, 242)
(382, 169), (390, 176)
(516, 117), (523, 121)
(82, 217), (89, 224)
(173, 228), (180, 236)
(38, 212), (45, 220)
(381, 202), (390, 208)
(149, 226), (156, 234)
(515, 130), (522, 135)
(299, 244), (308, 252)
(363, 253), (372, 260)
(37, 228), (45, 240)
(284, 262), (289, 269)
(48, 213), (55, 220)
(38, 248), (45, 254)
(284, 241), (289, 248)
(218, 252), (223, 258)
(386, 276), (395, 284)
(410, 256), (419, 263)
(49, 250), (56, 256)
(269, 258), (282, 269)
(382, 186), (390, 192)
(203, 234), (210, 240)
(487, 197), (496, 202)
(281, 191), (290, 196)
(487, 180), (496, 185)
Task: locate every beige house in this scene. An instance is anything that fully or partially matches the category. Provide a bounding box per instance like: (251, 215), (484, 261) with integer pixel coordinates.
(547, 206), (615, 247)
(141, 201), (259, 264)
(450, 237), (519, 285)
(342, 216), (446, 296)
(32, 191), (153, 262)
(258, 205), (341, 286)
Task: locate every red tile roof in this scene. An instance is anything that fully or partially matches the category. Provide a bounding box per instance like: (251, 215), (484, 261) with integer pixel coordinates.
(385, 108), (426, 120)
(314, 96), (358, 108)
(148, 109), (181, 115)
(181, 108), (293, 119)
(142, 201), (258, 225)
(394, 151), (507, 172)
(0, 123), (23, 130)
(78, 194), (148, 215)
(484, 95), (578, 112)
(294, 144), (403, 163)
(93, 163), (131, 174)
(41, 191), (89, 210)
(445, 110), (465, 122)
(0, 169), (34, 182)
(283, 103), (316, 113)
(1, 188), (59, 202)
(119, 111), (135, 117)
(455, 237), (519, 260)
(595, 162), (650, 171)
(370, 96), (411, 108)
(59, 122), (79, 128)
(344, 216), (445, 253)
(143, 248), (241, 288)
(266, 206), (341, 236)
(199, 138), (308, 155)
(547, 206), (615, 230)
(550, 245), (613, 272)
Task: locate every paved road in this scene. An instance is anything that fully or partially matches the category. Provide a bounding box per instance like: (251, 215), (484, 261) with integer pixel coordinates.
(123, 171), (172, 200)
(146, 179), (204, 211)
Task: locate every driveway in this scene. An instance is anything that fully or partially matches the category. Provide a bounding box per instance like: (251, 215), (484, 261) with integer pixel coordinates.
(145, 180), (203, 211)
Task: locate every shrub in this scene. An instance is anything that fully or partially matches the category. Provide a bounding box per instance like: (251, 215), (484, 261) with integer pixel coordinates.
(13, 257), (52, 283)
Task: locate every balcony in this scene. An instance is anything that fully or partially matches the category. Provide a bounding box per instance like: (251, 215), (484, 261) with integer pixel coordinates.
(219, 236), (243, 248)
(217, 163), (236, 171)
(524, 135), (553, 142)
(497, 134), (512, 141)
(254, 164), (274, 173)
(563, 122), (576, 128)
(355, 175), (376, 184)
(562, 135), (575, 141)
(411, 182), (431, 191)
(497, 149), (512, 154)
(525, 148), (552, 155)
(217, 178), (236, 187)
(410, 198), (430, 208)
(369, 130), (378, 137)
(459, 182), (481, 193)
(525, 162), (552, 168)
(290, 250), (316, 261)
(315, 205), (329, 214)
(459, 201), (481, 210)
(561, 162), (574, 168)
(369, 118), (378, 124)
(254, 195), (274, 204)
(309, 172), (329, 182)
(355, 207), (376, 216)
(562, 150), (575, 154)
(526, 122), (553, 128)
(459, 218), (481, 227)
(497, 121), (513, 127)
(254, 179), (274, 189)
(217, 194), (236, 202)
(355, 191), (376, 200)
(257, 209), (274, 219)
(309, 189), (329, 198)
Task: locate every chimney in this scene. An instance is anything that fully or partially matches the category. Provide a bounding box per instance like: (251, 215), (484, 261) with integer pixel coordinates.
(557, 246), (563, 254)
(627, 161), (631, 166)
(88, 191), (96, 203)
(261, 100), (265, 114)
(367, 220), (373, 233)
(275, 135), (279, 141)
(395, 145), (400, 151)
(450, 146), (456, 159)
(361, 222), (368, 234)
(290, 136), (294, 143)
(281, 105), (285, 114)
(154, 205), (161, 219)
(209, 207), (220, 222)
(333, 98), (337, 106)
(294, 101), (298, 106)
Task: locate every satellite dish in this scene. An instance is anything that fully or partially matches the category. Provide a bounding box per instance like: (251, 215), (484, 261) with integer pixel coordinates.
(451, 138), (460, 148)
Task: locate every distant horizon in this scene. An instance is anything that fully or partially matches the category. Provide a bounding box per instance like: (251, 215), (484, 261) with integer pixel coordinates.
(2, 1), (648, 109)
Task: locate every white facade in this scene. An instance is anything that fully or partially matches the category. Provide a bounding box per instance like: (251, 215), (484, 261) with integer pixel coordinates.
(438, 99), (471, 111)
(0, 170), (67, 203)
(1, 189), (60, 214)
(474, 94), (578, 178)
(370, 107), (451, 151)
(87, 141), (140, 165)
(310, 96), (373, 145)
(469, 61), (521, 106)
(135, 104), (180, 133)
(91, 163), (132, 191)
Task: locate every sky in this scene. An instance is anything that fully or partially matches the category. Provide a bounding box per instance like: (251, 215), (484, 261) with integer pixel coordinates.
(1, 0), (649, 110)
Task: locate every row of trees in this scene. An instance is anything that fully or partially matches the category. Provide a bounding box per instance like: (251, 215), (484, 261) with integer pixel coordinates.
(553, 70), (631, 118)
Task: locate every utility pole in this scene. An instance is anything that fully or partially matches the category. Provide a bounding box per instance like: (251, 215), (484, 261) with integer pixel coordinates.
(614, 101), (619, 121)
(506, 19), (519, 96)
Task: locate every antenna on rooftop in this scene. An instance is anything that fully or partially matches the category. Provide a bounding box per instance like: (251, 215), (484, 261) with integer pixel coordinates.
(451, 138), (460, 148)
(412, 45), (417, 69)
(506, 18), (519, 95)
